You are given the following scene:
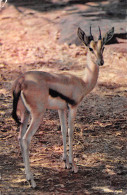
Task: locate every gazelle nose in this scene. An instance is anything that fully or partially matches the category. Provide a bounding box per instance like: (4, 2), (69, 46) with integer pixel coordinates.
(97, 59), (104, 66)
(100, 59), (104, 66)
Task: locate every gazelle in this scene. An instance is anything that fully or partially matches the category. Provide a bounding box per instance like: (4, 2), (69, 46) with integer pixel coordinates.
(12, 26), (114, 188)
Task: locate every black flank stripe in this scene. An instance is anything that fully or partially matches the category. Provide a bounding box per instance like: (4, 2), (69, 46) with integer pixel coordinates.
(49, 88), (76, 106)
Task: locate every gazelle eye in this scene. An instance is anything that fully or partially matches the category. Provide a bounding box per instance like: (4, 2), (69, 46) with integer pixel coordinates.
(89, 47), (94, 53)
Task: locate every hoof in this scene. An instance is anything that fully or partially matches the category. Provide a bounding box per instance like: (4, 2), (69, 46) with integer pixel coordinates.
(73, 166), (78, 173)
(69, 163), (78, 173)
(28, 179), (37, 189)
(63, 156), (70, 170)
(26, 173), (37, 188)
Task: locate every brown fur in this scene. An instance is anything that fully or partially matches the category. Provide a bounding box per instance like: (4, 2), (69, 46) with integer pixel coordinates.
(12, 27), (114, 188)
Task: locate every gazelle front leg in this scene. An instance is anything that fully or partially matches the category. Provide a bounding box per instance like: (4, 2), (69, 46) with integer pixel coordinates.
(68, 106), (78, 173)
(58, 109), (69, 169)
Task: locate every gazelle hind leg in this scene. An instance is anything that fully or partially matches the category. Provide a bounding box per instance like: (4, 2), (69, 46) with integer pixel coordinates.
(18, 110), (29, 154)
(58, 109), (69, 169)
(15, 98), (30, 158)
(18, 81), (48, 187)
(68, 107), (78, 173)
(22, 111), (44, 188)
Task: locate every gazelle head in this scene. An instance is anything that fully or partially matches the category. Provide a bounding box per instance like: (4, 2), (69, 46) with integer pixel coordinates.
(77, 26), (114, 66)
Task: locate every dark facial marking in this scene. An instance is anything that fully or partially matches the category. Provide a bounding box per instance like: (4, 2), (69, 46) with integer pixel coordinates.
(89, 47), (94, 53)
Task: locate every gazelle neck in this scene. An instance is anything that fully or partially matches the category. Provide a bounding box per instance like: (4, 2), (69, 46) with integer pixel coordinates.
(83, 51), (99, 95)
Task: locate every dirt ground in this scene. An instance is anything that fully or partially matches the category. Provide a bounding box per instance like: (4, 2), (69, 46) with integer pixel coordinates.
(0, 1), (127, 195)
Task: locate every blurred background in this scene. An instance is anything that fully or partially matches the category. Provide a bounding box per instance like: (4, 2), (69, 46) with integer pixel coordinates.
(8, 0), (127, 44)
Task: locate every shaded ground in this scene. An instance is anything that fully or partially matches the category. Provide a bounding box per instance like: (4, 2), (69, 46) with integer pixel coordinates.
(0, 1), (127, 194)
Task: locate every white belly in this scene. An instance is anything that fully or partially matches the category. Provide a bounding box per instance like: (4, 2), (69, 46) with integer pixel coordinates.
(47, 96), (67, 110)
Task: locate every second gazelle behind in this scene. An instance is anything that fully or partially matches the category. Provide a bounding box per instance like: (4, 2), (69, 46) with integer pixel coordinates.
(12, 27), (114, 188)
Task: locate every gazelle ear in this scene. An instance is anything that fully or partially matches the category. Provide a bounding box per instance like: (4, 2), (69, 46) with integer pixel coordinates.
(103, 27), (114, 45)
(77, 27), (89, 46)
